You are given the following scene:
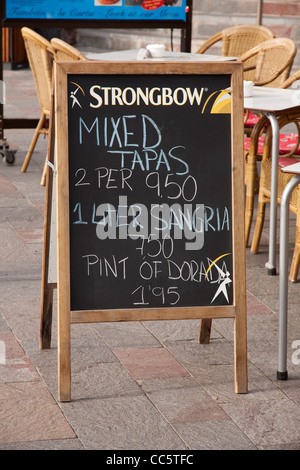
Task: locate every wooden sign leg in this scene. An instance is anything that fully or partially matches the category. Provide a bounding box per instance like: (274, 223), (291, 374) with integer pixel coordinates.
(40, 283), (54, 349)
(234, 310), (248, 394)
(40, 160), (53, 349)
(198, 319), (212, 344)
(40, 95), (55, 349)
(40, 163), (55, 349)
(40, 163), (52, 349)
(58, 307), (71, 402)
(40, 162), (56, 349)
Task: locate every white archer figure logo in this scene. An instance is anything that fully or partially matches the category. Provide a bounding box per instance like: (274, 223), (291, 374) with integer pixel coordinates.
(205, 253), (232, 303)
(70, 82), (85, 108)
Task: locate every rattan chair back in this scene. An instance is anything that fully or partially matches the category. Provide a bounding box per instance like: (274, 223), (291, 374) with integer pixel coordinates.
(196, 25), (274, 57)
(21, 27), (54, 183)
(240, 37), (297, 86)
(21, 27), (53, 115)
(50, 38), (88, 61)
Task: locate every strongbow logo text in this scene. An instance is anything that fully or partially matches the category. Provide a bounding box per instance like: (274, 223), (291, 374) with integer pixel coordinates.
(89, 85), (205, 107)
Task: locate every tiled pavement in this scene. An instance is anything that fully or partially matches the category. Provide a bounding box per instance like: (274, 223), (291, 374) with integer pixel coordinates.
(0, 67), (300, 451)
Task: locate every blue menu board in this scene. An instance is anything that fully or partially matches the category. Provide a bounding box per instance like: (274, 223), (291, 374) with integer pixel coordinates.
(5, 0), (187, 21)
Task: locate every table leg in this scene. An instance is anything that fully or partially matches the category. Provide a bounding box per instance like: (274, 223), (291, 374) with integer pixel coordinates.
(277, 175), (300, 380)
(265, 113), (279, 275)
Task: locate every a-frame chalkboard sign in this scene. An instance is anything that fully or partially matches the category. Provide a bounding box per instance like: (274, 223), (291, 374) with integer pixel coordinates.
(53, 59), (247, 402)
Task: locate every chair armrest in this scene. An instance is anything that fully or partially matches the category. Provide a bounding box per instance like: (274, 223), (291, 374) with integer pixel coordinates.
(195, 32), (222, 54)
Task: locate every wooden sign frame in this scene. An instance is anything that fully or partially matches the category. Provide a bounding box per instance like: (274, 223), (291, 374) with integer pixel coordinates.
(54, 60), (247, 402)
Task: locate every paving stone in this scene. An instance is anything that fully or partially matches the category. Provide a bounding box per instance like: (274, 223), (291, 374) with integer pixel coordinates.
(60, 394), (187, 450)
(173, 420), (257, 450)
(246, 290), (273, 315)
(148, 386), (229, 423)
(15, 228), (44, 244)
(0, 331), (39, 383)
(70, 325), (119, 369)
(0, 439), (84, 450)
(93, 321), (161, 349)
(165, 338), (235, 369)
(0, 382), (75, 443)
(266, 375), (300, 407)
(114, 347), (190, 380)
(0, 300), (41, 344)
(188, 362), (287, 403)
(143, 319), (203, 342)
(70, 362), (143, 400)
(221, 399), (300, 448)
(137, 375), (199, 393)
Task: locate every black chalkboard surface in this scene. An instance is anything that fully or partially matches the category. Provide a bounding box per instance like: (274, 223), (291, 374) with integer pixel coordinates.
(67, 73), (233, 311)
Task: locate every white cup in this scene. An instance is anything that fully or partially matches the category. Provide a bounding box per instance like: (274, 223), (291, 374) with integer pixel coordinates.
(244, 80), (254, 97)
(146, 44), (166, 58)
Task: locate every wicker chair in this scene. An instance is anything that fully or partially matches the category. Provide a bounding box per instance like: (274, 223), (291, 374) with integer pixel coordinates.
(242, 37), (297, 244)
(50, 38), (88, 61)
(196, 25), (274, 57)
(250, 108), (300, 281)
(243, 37), (297, 141)
(21, 27), (53, 183)
(244, 69), (300, 246)
(240, 37), (297, 87)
